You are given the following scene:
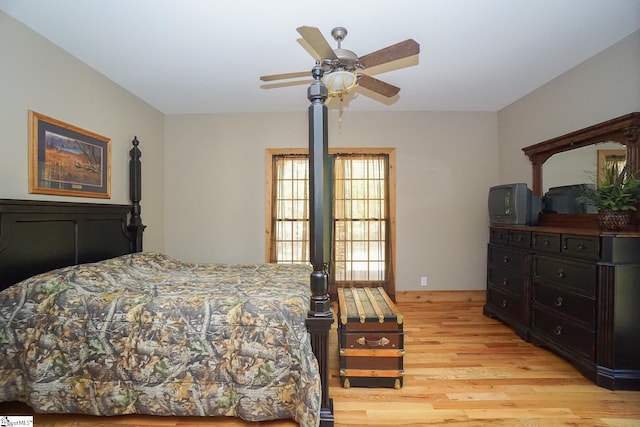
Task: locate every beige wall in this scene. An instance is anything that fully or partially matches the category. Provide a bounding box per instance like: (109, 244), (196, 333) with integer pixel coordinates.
(0, 11), (166, 252)
(165, 111), (499, 291)
(497, 30), (640, 187)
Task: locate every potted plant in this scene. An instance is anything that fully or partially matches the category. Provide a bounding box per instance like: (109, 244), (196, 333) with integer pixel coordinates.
(577, 161), (640, 231)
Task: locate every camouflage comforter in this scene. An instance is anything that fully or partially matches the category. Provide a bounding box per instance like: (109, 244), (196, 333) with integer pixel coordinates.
(0, 252), (320, 426)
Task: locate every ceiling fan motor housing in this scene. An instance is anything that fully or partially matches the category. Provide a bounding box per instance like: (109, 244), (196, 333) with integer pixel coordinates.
(322, 48), (361, 73)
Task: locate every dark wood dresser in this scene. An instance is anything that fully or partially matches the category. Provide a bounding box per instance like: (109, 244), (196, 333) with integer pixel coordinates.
(484, 224), (640, 390)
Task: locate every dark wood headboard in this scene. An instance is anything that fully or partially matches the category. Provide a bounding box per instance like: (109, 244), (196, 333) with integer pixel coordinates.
(0, 137), (145, 291)
(0, 199), (133, 290)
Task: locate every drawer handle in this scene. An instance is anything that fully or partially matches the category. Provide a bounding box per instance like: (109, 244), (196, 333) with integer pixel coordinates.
(516, 235), (523, 242)
(502, 278), (509, 286)
(544, 239), (551, 246)
(357, 336), (390, 347)
(577, 242), (586, 250)
(556, 269), (565, 278)
(503, 256), (510, 264)
(554, 325), (563, 336)
(501, 299), (507, 308)
(554, 297), (563, 307)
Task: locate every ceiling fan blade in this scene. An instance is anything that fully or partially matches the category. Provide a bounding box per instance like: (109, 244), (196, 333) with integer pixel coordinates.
(358, 39), (420, 69)
(362, 54), (419, 77)
(296, 26), (337, 60)
(297, 37), (321, 60)
(358, 74), (400, 98)
(260, 71), (310, 82)
(261, 79), (313, 90)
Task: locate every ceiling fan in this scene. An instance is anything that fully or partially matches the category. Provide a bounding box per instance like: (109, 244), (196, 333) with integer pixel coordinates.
(260, 26), (420, 100)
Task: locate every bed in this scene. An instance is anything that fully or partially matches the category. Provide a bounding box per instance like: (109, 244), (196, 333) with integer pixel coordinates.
(0, 76), (336, 427)
(0, 252), (320, 425)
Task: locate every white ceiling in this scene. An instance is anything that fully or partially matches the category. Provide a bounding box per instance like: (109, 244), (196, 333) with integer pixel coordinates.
(1, 0), (639, 114)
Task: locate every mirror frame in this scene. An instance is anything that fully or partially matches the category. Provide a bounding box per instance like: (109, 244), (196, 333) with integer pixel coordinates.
(523, 112), (640, 196)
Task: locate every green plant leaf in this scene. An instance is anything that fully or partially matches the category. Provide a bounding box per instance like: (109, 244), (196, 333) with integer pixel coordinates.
(577, 161), (640, 211)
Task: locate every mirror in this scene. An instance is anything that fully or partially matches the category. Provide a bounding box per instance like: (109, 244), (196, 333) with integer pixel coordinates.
(542, 141), (625, 193)
(523, 112), (640, 197)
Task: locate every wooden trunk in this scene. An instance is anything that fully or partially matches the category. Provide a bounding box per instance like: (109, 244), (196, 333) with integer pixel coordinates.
(337, 287), (404, 389)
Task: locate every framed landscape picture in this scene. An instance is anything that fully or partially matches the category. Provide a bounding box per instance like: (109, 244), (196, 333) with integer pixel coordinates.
(29, 110), (111, 198)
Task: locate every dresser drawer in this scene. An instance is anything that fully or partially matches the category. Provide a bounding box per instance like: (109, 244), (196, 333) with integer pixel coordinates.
(488, 245), (528, 273)
(486, 287), (525, 322)
(487, 266), (525, 296)
(562, 234), (600, 260)
(532, 255), (596, 297)
(509, 230), (531, 248)
(490, 228), (509, 245)
(532, 282), (596, 328)
(532, 307), (595, 359)
(489, 228), (531, 248)
(532, 232), (561, 254)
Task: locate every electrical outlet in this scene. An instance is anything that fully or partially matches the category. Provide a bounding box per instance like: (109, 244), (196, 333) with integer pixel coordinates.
(420, 276), (428, 287)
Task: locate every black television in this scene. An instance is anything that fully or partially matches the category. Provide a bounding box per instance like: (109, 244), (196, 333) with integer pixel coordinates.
(488, 183), (541, 225)
(543, 184), (597, 214)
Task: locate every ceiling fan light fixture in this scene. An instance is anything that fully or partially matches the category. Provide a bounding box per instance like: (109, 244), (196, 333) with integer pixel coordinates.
(322, 70), (359, 96)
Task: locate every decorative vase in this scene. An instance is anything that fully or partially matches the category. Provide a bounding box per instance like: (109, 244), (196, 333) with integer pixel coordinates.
(598, 210), (632, 231)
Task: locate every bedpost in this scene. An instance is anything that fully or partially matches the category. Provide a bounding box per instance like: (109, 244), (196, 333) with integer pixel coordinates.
(305, 63), (335, 426)
(128, 136), (146, 252)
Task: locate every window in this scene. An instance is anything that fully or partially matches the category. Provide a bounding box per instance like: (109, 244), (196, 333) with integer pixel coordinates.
(266, 148), (396, 297)
(269, 153), (309, 264)
(332, 154), (387, 282)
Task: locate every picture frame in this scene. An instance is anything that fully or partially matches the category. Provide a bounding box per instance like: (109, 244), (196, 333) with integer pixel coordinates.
(29, 110), (111, 199)
(597, 148), (626, 187)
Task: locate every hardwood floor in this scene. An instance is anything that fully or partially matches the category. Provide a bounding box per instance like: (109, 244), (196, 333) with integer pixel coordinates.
(2, 291), (639, 426)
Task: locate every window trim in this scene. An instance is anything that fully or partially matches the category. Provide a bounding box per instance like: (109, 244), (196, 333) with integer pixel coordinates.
(265, 147), (396, 295)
